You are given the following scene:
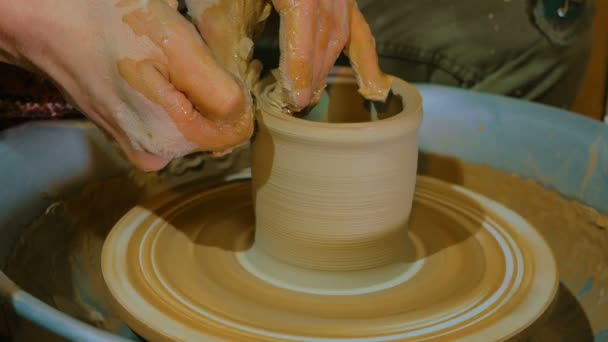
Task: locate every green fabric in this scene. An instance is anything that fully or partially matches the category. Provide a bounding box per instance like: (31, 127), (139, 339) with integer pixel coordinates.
(542, 0), (584, 20)
(253, 0), (593, 110)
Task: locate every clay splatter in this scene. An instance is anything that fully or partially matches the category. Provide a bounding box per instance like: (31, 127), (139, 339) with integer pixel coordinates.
(580, 140), (599, 196)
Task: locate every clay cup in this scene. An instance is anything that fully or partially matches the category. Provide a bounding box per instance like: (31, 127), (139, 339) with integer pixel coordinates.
(252, 67), (423, 271)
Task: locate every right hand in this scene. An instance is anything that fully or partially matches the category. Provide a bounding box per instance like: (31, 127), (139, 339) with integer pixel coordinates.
(0, 0), (254, 171)
(268, 0), (392, 111)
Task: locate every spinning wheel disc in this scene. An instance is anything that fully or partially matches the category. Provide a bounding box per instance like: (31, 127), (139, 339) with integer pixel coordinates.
(101, 176), (558, 341)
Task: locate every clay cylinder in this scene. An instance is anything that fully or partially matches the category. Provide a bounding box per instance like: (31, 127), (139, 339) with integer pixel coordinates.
(252, 68), (423, 271)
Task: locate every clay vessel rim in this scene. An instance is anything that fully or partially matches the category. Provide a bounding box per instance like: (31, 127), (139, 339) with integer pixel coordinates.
(256, 74), (423, 143)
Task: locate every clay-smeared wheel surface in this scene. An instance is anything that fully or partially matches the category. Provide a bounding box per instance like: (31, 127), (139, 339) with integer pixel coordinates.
(101, 176), (558, 341)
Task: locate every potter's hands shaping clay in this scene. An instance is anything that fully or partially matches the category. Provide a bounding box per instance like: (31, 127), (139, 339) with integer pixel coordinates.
(270, 0), (392, 111)
(0, 0), (253, 171)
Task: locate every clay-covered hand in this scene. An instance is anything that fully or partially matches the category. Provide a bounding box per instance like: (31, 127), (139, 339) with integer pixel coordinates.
(271, 0), (392, 111)
(185, 0), (272, 90)
(0, 0), (253, 171)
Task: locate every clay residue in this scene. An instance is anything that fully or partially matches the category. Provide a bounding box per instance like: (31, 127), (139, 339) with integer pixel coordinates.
(186, 0), (271, 86)
(257, 1), (391, 112)
(580, 141), (598, 196)
(419, 153), (608, 339)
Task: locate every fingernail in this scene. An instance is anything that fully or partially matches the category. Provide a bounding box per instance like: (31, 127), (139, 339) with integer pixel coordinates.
(288, 88), (312, 112)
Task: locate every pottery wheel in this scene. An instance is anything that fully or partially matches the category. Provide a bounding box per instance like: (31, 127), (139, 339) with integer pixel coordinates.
(101, 175), (558, 341)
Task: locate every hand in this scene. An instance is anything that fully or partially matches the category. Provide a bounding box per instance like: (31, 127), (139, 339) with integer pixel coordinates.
(185, 0), (272, 90)
(270, 0), (392, 111)
(0, 0), (254, 171)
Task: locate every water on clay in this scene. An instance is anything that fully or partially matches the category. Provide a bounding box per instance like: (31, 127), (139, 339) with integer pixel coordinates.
(1, 151), (607, 341)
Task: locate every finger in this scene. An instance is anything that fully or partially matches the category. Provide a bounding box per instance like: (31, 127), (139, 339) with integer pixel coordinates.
(95, 105), (172, 172)
(104, 124), (171, 172)
(310, 1), (332, 101)
(273, 0), (317, 111)
(118, 58), (253, 153)
(312, 0), (350, 103)
(187, 1), (239, 75)
(126, 149), (171, 172)
(122, 1), (246, 121)
(187, 0), (272, 80)
(344, 3), (391, 102)
(138, 62), (251, 151)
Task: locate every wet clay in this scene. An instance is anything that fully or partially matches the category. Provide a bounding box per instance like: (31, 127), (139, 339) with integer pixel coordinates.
(186, 0), (271, 87)
(3, 152), (607, 341)
(250, 68), (422, 271)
